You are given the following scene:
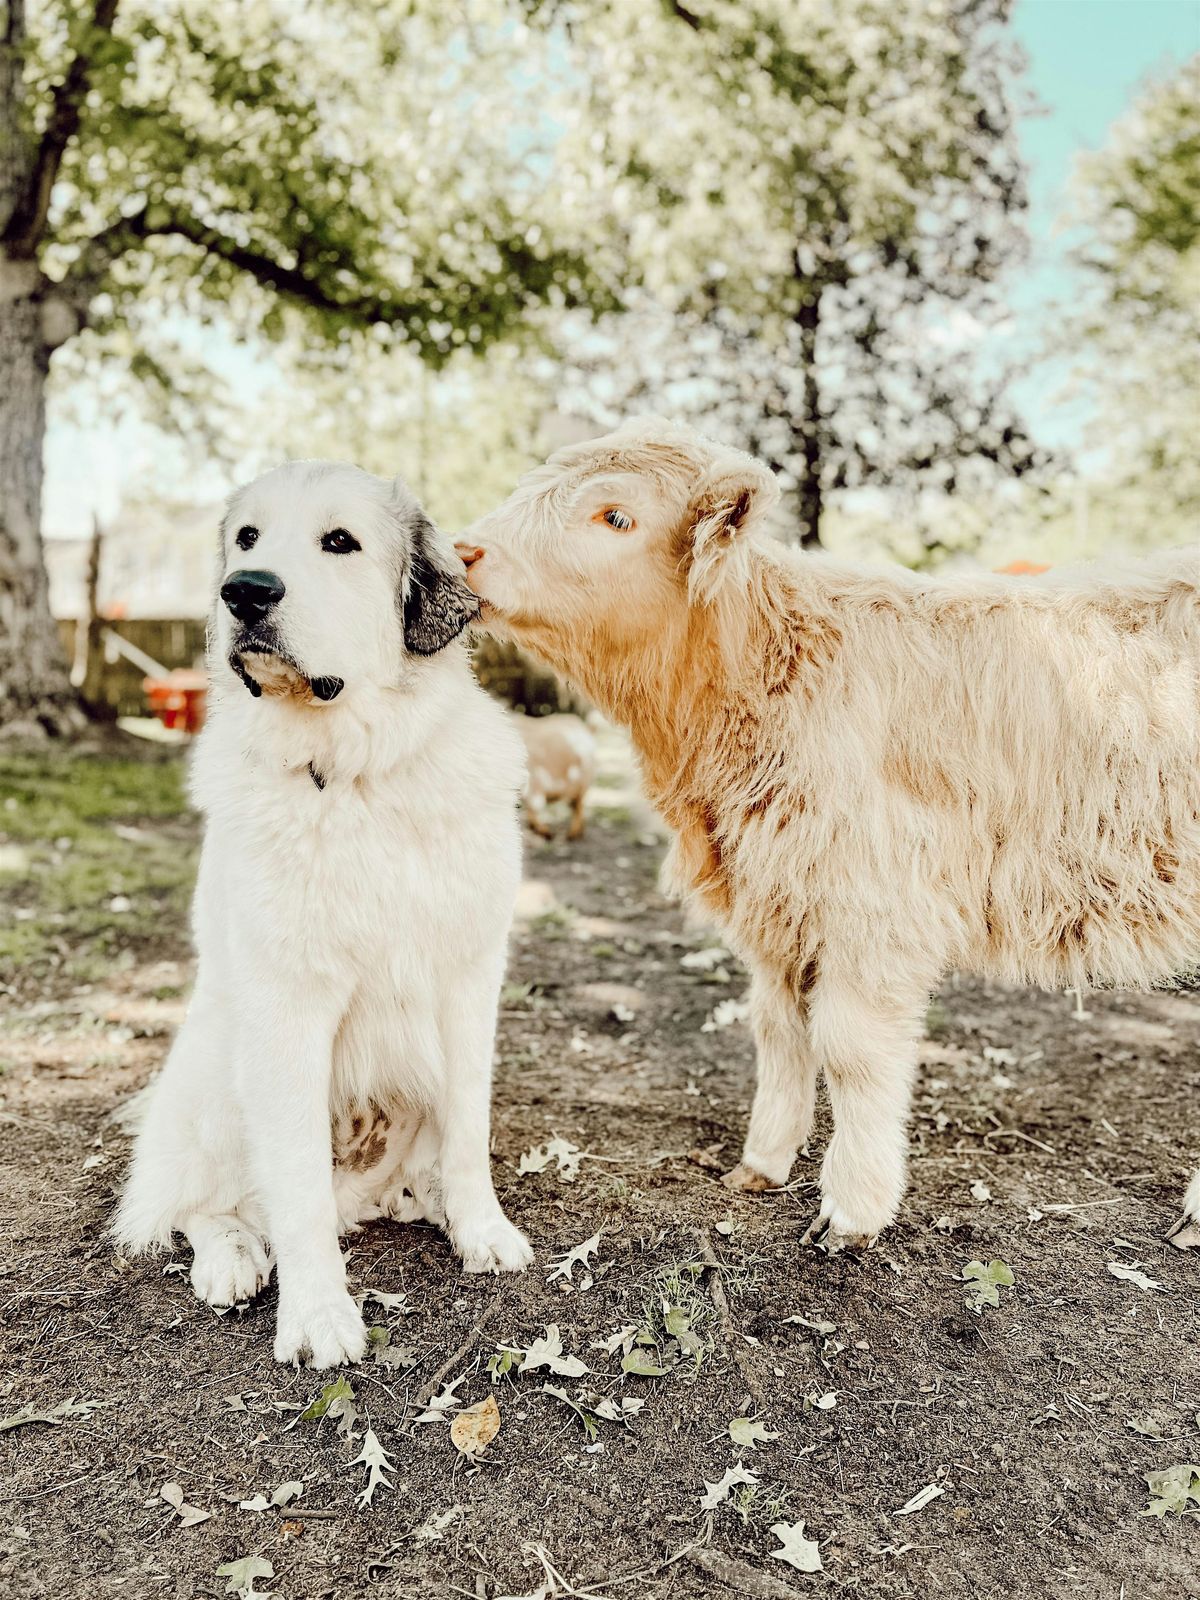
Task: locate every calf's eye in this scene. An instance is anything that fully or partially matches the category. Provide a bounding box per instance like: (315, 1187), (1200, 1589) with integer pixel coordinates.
(235, 525), (258, 551)
(321, 528), (361, 554)
(602, 508), (634, 531)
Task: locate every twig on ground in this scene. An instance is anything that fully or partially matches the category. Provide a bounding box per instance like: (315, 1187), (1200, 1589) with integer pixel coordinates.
(601, 1520), (713, 1589)
(406, 1291), (502, 1425)
(685, 1547), (805, 1598)
(984, 1129), (1058, 1155)
(693, 1226), (766, 1409)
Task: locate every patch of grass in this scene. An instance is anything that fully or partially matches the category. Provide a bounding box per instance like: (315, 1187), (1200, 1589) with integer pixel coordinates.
(637, 1258), (715, 1375)
(0, 751), (188, 841)
(731, 1480), (759, 1526)
(529, 906), (575, 940)
(925, 997), (950, 1038)
(0, 749), (197, 989)
(590, 801), (633, 827)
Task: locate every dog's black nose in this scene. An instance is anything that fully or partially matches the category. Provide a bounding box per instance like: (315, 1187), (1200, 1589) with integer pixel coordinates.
(221, 569), (285, 623)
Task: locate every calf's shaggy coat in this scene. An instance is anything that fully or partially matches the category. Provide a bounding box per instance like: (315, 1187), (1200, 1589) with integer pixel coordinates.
(461, 418), (1200, 1248)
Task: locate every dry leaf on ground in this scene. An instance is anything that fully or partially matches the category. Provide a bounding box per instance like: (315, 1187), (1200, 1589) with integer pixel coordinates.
(159, 1481), (211, 1527)
(450, 1394), (501, 1457)
(770, 1520), (823, 1572)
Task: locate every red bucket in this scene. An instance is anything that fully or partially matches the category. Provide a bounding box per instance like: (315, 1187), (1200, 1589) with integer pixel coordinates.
(143, 670), (208, 735)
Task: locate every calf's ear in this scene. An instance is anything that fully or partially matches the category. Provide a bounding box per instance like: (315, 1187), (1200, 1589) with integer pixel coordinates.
(402, 514), (481, 655)
(688, 451), (780, 599)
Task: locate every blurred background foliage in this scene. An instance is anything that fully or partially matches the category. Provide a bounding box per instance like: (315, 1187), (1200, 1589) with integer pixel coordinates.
(3, 0), (1197, 715)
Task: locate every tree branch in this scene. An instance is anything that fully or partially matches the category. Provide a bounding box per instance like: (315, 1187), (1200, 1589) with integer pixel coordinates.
(69, 205), (421, 331)
(151, 209), (417, 325)
(2, 0), (120, 256)
(664, 1), (705, 28)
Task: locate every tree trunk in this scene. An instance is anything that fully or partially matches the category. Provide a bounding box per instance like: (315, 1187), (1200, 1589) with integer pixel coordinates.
(792, 290), (823, 549)
(0, 263), (81, 735)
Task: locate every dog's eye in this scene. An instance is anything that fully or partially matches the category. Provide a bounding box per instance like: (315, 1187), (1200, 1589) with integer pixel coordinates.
(601, 508), (634, 531)
(235, 525), (258, 551)
(321, 528), (361, 554)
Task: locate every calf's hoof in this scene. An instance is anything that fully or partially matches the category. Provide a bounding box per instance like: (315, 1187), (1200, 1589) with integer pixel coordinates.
(722, 1163), (774, 1194)
(801, 1212), (876, 1254)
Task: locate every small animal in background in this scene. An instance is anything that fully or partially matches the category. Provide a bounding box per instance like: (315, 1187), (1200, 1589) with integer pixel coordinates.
(514, 711), (596, 840)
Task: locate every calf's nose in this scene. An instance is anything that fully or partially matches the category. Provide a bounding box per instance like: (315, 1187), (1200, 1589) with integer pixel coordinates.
(221, 569), (285, 623)
(454, 542), (485, 568)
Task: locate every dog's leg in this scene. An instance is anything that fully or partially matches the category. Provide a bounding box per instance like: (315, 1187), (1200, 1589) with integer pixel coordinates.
(1166, 1166), (1200, 1250)
(801, 984), (920, 1252)
(724, 968), (817, 1193)
(437, 950), (533, 1274)
(232, 982), (366, 1368)
(115, 981), (249, 1248)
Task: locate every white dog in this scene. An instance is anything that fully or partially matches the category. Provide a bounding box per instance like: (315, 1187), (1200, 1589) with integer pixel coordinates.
(115, 462), (532, 1368)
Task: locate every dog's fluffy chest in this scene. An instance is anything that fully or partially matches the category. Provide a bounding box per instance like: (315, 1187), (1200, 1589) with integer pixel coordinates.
(191, 671), (524, 990)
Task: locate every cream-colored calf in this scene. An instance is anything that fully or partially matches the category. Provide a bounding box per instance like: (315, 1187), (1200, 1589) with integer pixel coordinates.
(458, 418), (1200, 1251)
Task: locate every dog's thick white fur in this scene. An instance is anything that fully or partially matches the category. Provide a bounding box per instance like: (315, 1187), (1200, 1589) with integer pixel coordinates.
(460, 417), (1200, 1252)
(115, 462), (531, 1368)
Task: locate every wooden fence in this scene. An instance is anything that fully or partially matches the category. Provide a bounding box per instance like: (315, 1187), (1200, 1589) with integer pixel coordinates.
(58, 619), (208, 719)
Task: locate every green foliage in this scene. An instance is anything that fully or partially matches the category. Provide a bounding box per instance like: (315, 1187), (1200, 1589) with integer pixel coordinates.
(553, 0), (1041, 543)
(1060, 56), (1200, 544)
(26, 2), (610, 359)
(961, 1258), (1015, 1313)
(1141, 1463), (1200, 1518)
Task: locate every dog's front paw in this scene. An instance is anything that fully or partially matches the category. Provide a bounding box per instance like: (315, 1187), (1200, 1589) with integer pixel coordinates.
(274, 1288), (367, 1368)
(189, 1218), (272, 1307)
(454, 1212), (533, 1274)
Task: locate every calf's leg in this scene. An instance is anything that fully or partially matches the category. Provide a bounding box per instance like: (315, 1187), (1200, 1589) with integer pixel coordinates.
(724, 968), (818, 1192)
(803, 984), (922, 1250)
(566, 790), (587, 840)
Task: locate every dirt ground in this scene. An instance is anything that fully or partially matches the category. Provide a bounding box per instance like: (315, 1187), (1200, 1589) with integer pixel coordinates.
(1, 737), (1198, 1600)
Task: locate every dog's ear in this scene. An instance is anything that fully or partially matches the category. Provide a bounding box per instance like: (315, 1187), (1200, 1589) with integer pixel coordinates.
(687, 451), (779, 601)
(402, 514), (480, 655)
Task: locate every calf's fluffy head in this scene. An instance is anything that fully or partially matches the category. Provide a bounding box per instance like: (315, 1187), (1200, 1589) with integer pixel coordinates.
(460, 418), (779, 644)
(216, 461), (477, 703)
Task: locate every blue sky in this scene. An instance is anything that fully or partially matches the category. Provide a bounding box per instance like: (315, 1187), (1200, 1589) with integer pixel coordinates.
(43, 2), (1200, 538)
(1009, 0), (1198, 445)
(1015, 0), (1197, 230)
